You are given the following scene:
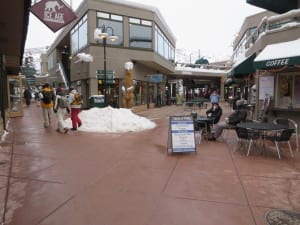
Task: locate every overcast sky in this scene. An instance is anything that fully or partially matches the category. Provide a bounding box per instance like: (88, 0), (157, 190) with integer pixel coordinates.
(25, 0), (264, 60)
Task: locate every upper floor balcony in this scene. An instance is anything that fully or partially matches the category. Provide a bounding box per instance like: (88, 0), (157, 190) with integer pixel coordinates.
(232, 8), (300, 63)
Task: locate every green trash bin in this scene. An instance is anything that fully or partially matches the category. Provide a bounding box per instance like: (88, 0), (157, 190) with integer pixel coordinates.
(88, 95), (105, 108)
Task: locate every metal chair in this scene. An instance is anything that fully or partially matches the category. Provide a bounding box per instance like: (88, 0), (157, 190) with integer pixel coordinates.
(194, 120), (205, 145)
(222, 110), (248, 140)
(273, 118), (299, 151)
(234, 126), (260, 156)
(264, 128), (294, 159)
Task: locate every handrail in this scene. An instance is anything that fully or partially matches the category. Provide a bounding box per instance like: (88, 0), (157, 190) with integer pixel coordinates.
(175, 63), (230, 71)
(57, 62), (69, 88)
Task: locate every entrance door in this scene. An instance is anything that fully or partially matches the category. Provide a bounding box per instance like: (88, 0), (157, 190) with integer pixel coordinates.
(7, 75), (23, 117)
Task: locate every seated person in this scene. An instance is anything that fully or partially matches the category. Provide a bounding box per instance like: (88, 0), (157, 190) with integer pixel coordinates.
(208, 109), (247, 141)
(203, 103), (222, 132)
(206, 103), (222, 124)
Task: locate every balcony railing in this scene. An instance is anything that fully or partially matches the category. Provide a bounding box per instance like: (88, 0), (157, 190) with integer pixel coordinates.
(232, 9), (300, 62)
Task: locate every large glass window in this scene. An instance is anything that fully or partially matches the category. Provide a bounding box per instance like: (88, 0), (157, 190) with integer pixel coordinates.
(133, 80), (147, 105)
(48, 51), (56, 69)
(71, 14), (88, 55)
(154, 25), (175, 63)
(129, 18), (152, 49)
(96, 12), (123, 46)
(129, 24), (152, 49)
(276, 74), (300, 108)
(294, 76), (300, 105)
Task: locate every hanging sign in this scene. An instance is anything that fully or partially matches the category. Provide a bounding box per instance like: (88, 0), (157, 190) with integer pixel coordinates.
(30, 0), (77, 32)
(167, 116), (196, 153)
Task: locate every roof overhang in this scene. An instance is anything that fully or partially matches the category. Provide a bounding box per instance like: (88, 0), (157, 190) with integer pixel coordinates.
(246, 0), (299, 14)
(228, 53), (256, 78)
(0, 0), (31, 74)
(254, 39), (300, 70)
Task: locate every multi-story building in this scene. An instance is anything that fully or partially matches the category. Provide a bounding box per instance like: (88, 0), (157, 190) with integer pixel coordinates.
(230, 2), (300, 122)
(46, 0), (228, 108)
(0, 0), (31, 133)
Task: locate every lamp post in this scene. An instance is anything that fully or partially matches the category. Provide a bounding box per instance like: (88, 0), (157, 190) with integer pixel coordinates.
(94, 25), (118, 106)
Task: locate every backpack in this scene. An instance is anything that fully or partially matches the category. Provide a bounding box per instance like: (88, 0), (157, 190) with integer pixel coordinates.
(71, 92), (83, 105)
(58, 95), (69, 108)
(42, 90), (53, 104)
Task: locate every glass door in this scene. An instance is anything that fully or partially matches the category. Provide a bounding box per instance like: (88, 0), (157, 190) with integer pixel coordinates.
(7, 75), (23, 117)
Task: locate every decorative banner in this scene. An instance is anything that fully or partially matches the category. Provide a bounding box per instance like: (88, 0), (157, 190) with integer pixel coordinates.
(30, 0), (77, 32)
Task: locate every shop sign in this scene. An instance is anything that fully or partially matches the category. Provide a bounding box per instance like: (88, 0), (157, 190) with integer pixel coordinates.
(148, 74), (163, 83)
(96, 70), (114, 83)
(30, 0), (77, 32)
(265, 58), (289, 68)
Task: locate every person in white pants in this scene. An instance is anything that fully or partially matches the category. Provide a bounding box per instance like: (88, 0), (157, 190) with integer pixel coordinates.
(53, 92), (70, 134)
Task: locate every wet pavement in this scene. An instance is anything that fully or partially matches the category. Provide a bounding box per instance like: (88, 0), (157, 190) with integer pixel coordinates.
(0, 102), (300, 225)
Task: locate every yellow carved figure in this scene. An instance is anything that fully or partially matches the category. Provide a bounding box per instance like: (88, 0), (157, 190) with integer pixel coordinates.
(122, 62), (135, 108)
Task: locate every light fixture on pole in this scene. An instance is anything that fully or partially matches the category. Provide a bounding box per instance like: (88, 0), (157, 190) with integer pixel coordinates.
(94, 25), (118, 106)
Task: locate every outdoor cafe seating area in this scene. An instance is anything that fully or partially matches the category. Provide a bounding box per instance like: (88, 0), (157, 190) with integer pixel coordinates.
(186, 101), (299, 160)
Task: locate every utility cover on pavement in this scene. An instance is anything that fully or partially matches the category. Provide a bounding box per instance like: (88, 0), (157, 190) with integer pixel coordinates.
(265, 209), (300, 225)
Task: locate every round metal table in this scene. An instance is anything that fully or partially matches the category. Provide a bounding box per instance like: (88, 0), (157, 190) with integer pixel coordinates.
(237, 122), (287, 131)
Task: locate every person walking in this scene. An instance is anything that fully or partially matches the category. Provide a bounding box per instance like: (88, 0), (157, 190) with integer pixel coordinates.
(68, 88), (82, 131)
(210, 90), (220, 106)
(53, 90), (70, 134)
(40, 83), (55, 128)
(23, 87), (32, 106)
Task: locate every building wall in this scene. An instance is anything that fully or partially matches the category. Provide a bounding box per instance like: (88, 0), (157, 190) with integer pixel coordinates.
(47, 0), (177, 108)
(237, 9), (300, 123)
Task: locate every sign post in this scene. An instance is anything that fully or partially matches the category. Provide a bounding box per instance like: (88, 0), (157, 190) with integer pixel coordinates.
(167, 115), (196, 154)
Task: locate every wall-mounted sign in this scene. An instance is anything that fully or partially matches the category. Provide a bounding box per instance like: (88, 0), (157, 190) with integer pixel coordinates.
(148, 74), (163, 83)
(30, 0), (77, 32)
(96, 70), (115, 84)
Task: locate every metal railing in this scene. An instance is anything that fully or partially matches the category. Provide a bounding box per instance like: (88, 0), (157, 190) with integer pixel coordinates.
(232, 8), (300, 62)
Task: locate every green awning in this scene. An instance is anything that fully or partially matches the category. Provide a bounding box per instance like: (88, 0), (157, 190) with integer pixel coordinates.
(246, 0), (298, 14)
(254, 39), (300, 70)
(228, 53), (256, 78)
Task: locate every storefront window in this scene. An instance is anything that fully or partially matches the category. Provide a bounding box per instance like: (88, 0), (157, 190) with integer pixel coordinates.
(277, 75), (293, 108)
(294, 75), (300, 106)
(98, 79), (119, 107)
(148, 83), (155, 104)
(133, 80), (147, 105)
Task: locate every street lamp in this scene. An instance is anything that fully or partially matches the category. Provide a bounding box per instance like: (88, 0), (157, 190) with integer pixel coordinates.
(94, 25), (118, 106)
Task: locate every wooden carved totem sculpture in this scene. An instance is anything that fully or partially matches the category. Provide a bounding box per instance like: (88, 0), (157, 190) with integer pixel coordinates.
(122, 62), (135, 108)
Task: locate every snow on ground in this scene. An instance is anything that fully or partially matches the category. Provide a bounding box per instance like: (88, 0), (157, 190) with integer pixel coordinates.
(66, 106), (156, 133)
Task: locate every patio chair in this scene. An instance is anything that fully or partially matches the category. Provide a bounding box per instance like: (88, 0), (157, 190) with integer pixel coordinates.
(233, 126), (260, 156)
(273, 118), (299, 151)
(222, 110), (248, 140)
(264, 128), (294, 159)
(194, 120), (205, 145)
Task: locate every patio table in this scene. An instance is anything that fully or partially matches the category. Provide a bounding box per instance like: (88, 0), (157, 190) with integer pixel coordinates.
(236, 122), (288, 155)
(237, 122), (287, 131)
(196, 116), (214, 138)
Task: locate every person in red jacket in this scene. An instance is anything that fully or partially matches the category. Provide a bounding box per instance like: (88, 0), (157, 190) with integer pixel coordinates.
(68, 88), (82, 131)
